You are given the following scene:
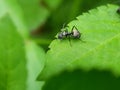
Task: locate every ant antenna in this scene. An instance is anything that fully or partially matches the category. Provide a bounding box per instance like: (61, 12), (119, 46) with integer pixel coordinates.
(62, 23), (69, 28)
(62, 23), (66, 28)
(72, 25), (78, 30)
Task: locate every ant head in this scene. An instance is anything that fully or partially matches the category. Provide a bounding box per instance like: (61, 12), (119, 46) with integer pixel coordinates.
(58, 29), (69, 39)
(58, 32), (64, 39)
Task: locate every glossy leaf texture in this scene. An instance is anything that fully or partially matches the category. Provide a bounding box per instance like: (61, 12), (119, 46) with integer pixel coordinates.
(38, 4), (120, 80)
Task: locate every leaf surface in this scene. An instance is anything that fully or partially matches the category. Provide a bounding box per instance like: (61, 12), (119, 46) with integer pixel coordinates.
(25, 41), (45, 90)
(0, 0), (50, 32)
(0, 0), (46, 89)
(38, 4), (120, 80)
(0, 15), (27, 90)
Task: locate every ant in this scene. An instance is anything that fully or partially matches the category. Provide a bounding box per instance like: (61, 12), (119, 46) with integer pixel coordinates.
(58, 25), (81, 39)
(57, 25), (81, 46)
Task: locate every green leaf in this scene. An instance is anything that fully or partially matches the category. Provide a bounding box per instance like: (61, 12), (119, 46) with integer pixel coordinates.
(43, 70), (120, 90)
(0, 15), (45, 90)
(38, 4), (120, 80)
(0, 15), (27, 90)
(18, 0), (50, 30)
(25, 41), (45, 90)
(43, 0), (63, 10)
(0, 0), (46, 89)
(19, 0), (62, 30)
(0, 0), (50, 32)
(0, 0), (28, 38)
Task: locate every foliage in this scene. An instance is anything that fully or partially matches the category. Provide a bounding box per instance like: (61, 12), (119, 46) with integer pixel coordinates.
(38, 4), (120, 80)
(0, 0), (120, 90)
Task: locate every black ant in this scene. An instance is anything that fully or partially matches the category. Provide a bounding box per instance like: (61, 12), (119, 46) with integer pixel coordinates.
(57, 25), (81, 46)
(58, 25), (81, 39)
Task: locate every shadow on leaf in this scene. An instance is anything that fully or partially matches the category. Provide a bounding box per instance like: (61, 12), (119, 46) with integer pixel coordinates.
(43, 69), (120, 90)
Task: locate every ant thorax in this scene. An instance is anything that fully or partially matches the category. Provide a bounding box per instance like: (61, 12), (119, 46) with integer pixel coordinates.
(62, 30), (68, 36)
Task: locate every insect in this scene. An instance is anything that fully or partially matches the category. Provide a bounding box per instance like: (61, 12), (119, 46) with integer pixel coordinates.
(58, 25), (81, 39)
(57, 25), (81, 46)
(57, 24), (71, 39)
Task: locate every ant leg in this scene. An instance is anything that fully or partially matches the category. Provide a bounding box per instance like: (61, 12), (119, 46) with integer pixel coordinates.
(79, 35), (86, 43)
(66, 25), (69, 28)
(68, 36), (72, 47)
(62, 23), (69, 28)
(71, 25), (78, 34)
(72, 25), (75, 31)
(65, 29), (69, 38)
(71, 26), (75, 34)
(80, 39), (86, 43)
(72, 25), (78, 30)
(62, 23), (66, 28)
(74, 26), (78, 30)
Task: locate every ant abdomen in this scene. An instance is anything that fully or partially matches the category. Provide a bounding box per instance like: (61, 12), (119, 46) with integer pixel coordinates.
(71, 26), (81, 39)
